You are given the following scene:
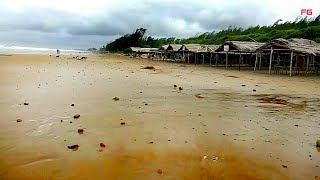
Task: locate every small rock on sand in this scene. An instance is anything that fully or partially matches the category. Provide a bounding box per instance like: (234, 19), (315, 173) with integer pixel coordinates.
(73, 114), (80, 119)
(141, 66), (155, 70)
(113, 97), (120, 101)
(253, 89), (256, 92)
(179, 87), (183, 90)
(24, 102), (29, 105)
(195, 94), (204, 99)
(100, 143), (106, 148)
(16, 118), (23, 122)
(174, 85), (177, 87)
(157, 169), (163, 174)
(120, 122), (125, 125)
(242, 84), (246, 87)
(67, 145), (79, 151)
(71, 104), (75, 106)
(77, 128), (84, 134)
(282, 165), (288, 168)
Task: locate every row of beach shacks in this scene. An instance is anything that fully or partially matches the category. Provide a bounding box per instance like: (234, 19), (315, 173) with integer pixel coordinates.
(129, 38), (320, 76)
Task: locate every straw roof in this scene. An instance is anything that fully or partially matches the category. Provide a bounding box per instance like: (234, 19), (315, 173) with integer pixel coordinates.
(167, 44), (183, 51)
(130, 47), (141, 52)
(198, 45), (221, 52)
(178, 44), (220, 53)
(179, 44), (201, 52)
(196, 45), (214, 53)
(216, 41), (265, 52)
(207, 45), (220, 52)
(130, 47), (158, 53)
(258, 38), (320, 55)
(289, 38), (318, 46)
(159, 45), (169, 51)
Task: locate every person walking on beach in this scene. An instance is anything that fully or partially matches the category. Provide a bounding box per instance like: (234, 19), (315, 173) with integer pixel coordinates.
(56, 49), (60, 57)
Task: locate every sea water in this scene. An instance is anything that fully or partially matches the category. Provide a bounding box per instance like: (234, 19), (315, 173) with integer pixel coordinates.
(0, 44), (87, 55)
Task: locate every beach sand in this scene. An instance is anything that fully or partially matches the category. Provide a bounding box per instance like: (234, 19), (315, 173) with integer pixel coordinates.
(0, 54), (319, 180)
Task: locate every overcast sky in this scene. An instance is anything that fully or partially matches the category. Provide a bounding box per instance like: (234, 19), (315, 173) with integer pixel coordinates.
(0, 0), (319, 49)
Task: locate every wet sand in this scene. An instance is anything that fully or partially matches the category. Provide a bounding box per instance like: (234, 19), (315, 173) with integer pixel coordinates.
(0, 54), (319, 180)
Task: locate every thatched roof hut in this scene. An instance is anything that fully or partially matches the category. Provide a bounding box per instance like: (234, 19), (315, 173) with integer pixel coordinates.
(255, 38), (320, 76)
(257, 38), (320, 56)
(216, 41), (265, 53)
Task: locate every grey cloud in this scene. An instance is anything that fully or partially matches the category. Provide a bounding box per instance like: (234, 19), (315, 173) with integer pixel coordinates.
(0, 1), (281, 37)
(0, 0), (298, 48)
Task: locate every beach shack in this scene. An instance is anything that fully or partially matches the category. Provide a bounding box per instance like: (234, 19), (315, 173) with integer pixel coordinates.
(165, 44), (183, 61)
(215, 41), (265, 69)
(157, 45), (169, 60)
(178, 44), (201, 63)
(256, 38), (320, 76)
(130, 47), (158, 58)
(196, 45), (220, 65)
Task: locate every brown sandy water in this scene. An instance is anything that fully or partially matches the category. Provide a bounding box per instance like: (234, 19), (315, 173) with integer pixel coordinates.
(0, 54), (319, 180)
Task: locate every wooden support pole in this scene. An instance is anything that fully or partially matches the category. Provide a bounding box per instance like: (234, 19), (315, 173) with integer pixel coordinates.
(239, 53), (242, 71)
(183, 51), (185, 62)
(254, 52), (258, 71)
(259, 53), (262, 69)
(269, 47), (273, 74)
(226, 52), (228, 69)
(290, 51), (293, 76)
(210, 53), (212, 66)
(306, 55), (309, 74)
(202, 54), (205, 64)
(187, 52), (190, 64)
(215, 54), (218, 65)
(312, 55), (315, 66)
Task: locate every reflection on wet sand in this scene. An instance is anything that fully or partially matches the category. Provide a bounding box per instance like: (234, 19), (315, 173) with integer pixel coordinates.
(0, 54), (319, 179)
(3, 143), (288, 180)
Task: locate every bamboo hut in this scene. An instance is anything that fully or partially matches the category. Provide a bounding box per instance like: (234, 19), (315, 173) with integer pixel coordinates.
(177, 44), (220, 65)
(178, 44), (201, 64)
(129, 47), (158, 58)
(256, 38), (320, 76)
(215, 41), (265, 69)
(196, 45), (220, 65)
(157, 45), (169, 60)
(166, 44), (183, 61)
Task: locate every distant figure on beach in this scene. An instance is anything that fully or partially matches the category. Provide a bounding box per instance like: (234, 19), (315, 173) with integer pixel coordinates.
(56, 49), (60, 57)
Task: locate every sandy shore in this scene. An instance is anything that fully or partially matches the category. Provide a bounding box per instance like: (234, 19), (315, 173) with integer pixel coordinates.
(0, 54), (319, 180)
